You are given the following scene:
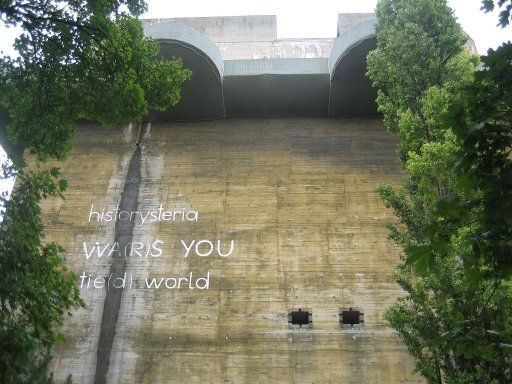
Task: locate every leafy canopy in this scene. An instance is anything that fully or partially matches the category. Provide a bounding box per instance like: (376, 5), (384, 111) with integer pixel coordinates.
(0, 166), (82, 384)
(366, 0), (467, 161)
(367, 0), (512, 382)
(0, 0), (191, 161)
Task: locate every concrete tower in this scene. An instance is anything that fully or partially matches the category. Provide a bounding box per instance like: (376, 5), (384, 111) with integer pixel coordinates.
(31, 14), (423, 384)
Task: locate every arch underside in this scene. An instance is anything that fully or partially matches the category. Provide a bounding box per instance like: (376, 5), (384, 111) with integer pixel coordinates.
(144, 20), (379, 121)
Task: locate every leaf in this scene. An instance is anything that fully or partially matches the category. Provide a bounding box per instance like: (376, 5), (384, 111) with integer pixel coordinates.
(405, 244), (431, 265)
(436, 197), (462, 220)
(456, 173), (478, 192)
(405, 244), (433, 273)
(55, 332), (66, 344)
(414, 252), (434, 274)
(432, 239), (448, 255)
(58, 179), (68, 192)
(466, 267), (485, 284)
(499, 343), (512, 355)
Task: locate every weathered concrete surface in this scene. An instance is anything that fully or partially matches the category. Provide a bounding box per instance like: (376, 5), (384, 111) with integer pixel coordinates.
(216, 39), (333, 60)
(40, 122), (139, 383)
(143, 22), (226, 121)
(141, 14), (378, 61)
(142, 15), (277, 43)
(337, 13), (376, 37)
(41, 117), (424, 383)
(329, 19), (377, 117)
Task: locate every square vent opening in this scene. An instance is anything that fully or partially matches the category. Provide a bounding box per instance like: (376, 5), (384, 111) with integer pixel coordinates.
(340, 308), (364, 326)
(288, 308), (312, 328)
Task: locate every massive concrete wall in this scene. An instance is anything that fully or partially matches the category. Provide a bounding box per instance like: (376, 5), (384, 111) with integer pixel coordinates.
(40, 118), (423, 383)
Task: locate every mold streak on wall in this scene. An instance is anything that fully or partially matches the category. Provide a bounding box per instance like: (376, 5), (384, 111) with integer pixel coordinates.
(94, 140), (142, 384)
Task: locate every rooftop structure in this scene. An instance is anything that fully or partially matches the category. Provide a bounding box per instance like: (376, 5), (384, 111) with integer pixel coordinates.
(140, 14), (379, 121)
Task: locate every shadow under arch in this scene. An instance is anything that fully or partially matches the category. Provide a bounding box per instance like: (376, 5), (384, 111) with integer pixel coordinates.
(144, 22), (225, 121)
(328, 19), (378, 117)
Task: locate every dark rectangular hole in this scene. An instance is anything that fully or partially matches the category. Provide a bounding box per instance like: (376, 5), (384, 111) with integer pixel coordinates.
(289, 309), (311, 326)
(341, 308), (364, 325)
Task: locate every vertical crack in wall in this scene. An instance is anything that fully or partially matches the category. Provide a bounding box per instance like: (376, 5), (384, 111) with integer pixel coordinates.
(94, 126), (143, 384)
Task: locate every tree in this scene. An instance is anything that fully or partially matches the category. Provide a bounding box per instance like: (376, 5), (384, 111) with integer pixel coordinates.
(0, 0), (191, 161)
(367, 0), (512, 382)
(0, 1), (191, 382)
(0, 166), (79, 384)
(366, 0), (468, 161)
(443, 0), (512, 281)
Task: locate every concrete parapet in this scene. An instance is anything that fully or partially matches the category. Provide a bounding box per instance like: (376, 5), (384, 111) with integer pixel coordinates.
(142, 15), (277, 43)
(337, 13), (376, 37)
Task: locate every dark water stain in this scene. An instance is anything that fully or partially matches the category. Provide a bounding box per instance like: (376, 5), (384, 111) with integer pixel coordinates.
(94, 142), (141, 384)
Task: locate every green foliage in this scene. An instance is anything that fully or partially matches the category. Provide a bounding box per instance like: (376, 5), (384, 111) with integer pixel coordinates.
(444, 42), (512, 279)
(381, 176), (512, 381)
(387, 256), (512, 383)
(0, 0), (191, 161)
(366, 0), (471, 160)
(0, 165), (84, 384)
(0, 1), (192, 382)
(368, 0), (512, 382)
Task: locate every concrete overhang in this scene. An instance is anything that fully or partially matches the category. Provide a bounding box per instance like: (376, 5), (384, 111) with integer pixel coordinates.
(328, 18), (378, 116)
(143, 22), (226, 121)
(142, 16), (380, 120)
(223, 59), (330, 117)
